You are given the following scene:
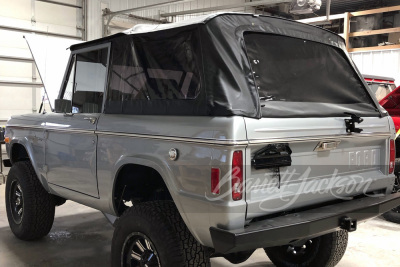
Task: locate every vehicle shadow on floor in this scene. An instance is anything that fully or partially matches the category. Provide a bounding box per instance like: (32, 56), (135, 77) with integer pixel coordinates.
(0, 209), (275, 267)
(0, 212), (113, 267)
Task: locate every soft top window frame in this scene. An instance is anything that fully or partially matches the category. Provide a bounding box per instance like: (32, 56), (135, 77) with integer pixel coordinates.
(59, 43), (111, 114)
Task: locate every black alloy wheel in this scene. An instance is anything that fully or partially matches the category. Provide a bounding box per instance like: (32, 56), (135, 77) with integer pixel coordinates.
(9, 180), (24, 224)
(122, 232), (161, 267)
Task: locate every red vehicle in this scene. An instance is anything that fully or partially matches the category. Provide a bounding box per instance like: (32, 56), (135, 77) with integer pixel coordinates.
(364, 75), (400, 223)
(380, 85), (400, 133)
(363, 75), (398, 131)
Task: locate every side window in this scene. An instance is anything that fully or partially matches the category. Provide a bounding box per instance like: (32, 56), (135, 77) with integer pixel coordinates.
(72, 47), (108, 113)
(63, 47), (108, 113)
(106, 32), (200, 111)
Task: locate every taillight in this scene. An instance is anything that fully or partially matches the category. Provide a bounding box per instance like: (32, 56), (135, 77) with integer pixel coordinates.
(389, 139), (395, 174)
(211, 168), (220, 195)
(232, 151), (243, 201)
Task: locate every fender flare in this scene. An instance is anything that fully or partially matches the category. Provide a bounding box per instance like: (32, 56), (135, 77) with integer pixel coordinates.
(8, 139), (50, 192)
(109, 155), (189, 225)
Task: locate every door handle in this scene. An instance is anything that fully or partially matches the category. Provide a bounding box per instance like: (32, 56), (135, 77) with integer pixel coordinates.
(84, 117), (97, 124)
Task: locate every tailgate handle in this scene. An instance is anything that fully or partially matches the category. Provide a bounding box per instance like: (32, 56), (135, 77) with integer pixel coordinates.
(314, 141), (340, 152)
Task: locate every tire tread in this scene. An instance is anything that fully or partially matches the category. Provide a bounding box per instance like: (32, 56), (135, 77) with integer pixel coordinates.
(112, 201), (210, 267)
(6, 161), (55, 240)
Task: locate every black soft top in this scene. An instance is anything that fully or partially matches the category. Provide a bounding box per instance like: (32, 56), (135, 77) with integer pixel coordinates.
(70, 12), (344, 51)
(69, 13), (380, 119)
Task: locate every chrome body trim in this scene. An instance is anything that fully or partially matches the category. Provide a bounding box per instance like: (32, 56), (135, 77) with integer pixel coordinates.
(7, 125), (392, 146)
(47, 128), (94, 134)
(95, 131), (249, 146)
(7, 125), (94, 135)
(248, 133), (392, 145)
(7, 125), (43, 130)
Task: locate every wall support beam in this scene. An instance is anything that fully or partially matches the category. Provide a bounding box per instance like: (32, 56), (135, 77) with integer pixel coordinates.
(350, 6), (400, 17)
(349, 27), (400, 37)
(343, 12), (351, 51)
(0, 81), (44, 88)
(35, 0), (82, 9)
(349, 44), (400, 53)
(160, 0), (291, 17)
(102, 0), (196, 18)
(0, 56), (34, 63)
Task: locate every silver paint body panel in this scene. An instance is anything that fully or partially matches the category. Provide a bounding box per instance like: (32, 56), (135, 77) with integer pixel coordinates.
(5, 113), (396, 248)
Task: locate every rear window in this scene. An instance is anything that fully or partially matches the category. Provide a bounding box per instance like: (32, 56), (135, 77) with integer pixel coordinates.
(244, 33), (379, 118)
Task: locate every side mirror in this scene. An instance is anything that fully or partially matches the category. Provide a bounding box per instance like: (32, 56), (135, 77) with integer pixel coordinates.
(54, 99), (72, 113)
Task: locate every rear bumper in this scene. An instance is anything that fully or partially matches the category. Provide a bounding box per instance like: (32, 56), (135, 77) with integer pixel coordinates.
(210, 192), (400, 254)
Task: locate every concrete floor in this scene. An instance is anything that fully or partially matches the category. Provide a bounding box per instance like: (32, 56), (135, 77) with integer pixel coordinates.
(0, 185), (399, 267)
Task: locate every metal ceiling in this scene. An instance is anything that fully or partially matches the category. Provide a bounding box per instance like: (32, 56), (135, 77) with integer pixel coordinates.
(316, 0), (400, 15)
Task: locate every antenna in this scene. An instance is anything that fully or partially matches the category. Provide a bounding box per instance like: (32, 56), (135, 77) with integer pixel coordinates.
(41, 26), (52, 112)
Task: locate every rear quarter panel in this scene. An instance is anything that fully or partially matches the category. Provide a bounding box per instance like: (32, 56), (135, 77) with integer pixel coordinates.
(96, 115), (248, 247)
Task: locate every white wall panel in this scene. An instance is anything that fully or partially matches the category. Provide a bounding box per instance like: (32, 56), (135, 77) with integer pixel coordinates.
(0, 0), (83, 121)
(350, 49), (400, 86)
(0, 61), (37, 79)
(0, 30), (32, 58)
(0, 87), (41, 121)
(0, 0), (31, 21)
(36, 1), (79, 27)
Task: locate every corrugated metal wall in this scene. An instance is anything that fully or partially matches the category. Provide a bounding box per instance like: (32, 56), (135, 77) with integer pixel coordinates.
(87, 0), (251, 40)
(350, 49), (400, 86)
(0, 0), (83, 122)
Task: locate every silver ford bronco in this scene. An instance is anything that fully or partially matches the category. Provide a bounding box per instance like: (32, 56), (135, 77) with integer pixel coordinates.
(4, 13), (400, 267)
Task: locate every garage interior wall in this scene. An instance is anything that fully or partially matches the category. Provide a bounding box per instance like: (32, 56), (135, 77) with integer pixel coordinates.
(87, 0), (255, 40)
(350, 50), (400, 86)
(0, 0), (84, 125)
(2, 0), (400, 125)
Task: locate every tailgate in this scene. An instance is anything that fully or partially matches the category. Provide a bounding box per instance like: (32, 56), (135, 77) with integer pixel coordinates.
(244, 116), (395, 219)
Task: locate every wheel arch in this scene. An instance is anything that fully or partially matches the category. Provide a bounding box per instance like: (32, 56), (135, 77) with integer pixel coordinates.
(110, 156), (184, 217)
(9, 142), (30, 164)
(8, 140), (49, 191)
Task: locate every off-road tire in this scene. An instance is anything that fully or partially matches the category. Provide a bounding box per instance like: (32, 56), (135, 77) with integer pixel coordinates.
(264, 230), (348, 267)
(111, 201), (210, 267)
(382, 207), (400, 224)
(5, 161), (55, 240)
